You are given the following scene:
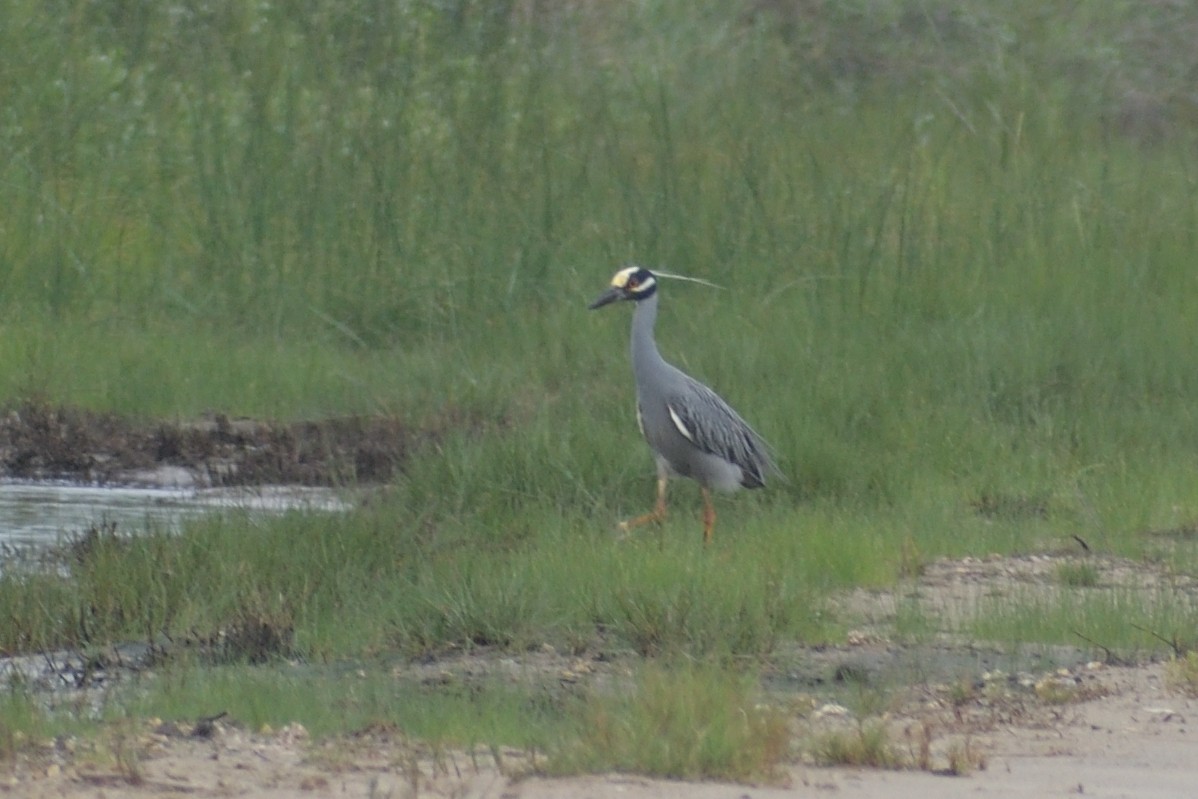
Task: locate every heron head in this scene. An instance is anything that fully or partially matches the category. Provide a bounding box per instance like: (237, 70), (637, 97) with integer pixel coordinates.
(587, 266), (657, 310)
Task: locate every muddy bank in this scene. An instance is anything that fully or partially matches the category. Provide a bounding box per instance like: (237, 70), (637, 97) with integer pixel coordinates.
(0, 401), (461, 488)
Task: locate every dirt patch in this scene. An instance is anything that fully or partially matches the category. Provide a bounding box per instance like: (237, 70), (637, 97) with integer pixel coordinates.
(0, 401), (471, 488)
(840, 551), (1198, 642)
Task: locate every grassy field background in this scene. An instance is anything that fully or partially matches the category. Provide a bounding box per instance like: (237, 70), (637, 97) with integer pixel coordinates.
(2, 0), (1198, 777)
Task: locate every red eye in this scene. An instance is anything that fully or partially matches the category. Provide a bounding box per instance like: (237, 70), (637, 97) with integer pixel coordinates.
(627, 277), (639, 288)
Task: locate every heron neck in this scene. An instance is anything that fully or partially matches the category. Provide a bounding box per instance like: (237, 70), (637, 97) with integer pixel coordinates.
(630, 291), (666, 383)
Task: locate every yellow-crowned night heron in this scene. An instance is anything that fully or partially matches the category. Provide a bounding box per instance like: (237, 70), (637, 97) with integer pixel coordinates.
(589, 265), (778, 544)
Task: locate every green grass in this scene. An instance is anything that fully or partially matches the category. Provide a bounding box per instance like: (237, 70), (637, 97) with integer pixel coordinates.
(1056, 561), (1101, 588)
(547, 662), (790, 781)
(1166, 653), (1198, 696)
(811, 721), (904, 770)
(0, 501), (840, 659)
(3, 0), (1198, 779)
(0, 693), (50, 760)
(967, 588), (1198, 656)
(118, 663), (572, 747)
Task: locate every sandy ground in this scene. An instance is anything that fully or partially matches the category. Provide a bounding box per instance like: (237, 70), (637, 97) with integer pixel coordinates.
(4, 657), (1193, 799)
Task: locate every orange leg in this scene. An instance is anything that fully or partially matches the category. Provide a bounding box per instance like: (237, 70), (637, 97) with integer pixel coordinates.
(619, 474), (668, 532)
(701, 487), (716, 546)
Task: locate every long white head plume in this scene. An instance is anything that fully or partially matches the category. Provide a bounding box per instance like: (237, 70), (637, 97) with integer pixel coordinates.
(652, 270), (725, 290)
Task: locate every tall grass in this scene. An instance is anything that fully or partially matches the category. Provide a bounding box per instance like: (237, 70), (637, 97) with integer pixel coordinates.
(2, 0), (1198, 766)
(548, 661), (790, 781)
(0, 499), (839, 658)
(0, 0), (1194, 642)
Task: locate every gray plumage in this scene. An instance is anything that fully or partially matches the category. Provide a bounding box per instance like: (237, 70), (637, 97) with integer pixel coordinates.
(589, 265), (777, 543)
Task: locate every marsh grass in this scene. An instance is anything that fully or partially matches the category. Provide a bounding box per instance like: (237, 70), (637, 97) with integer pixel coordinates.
(2, 0), (1198, 776)
(944, 736), (987, 776)
(1056, 561), (1100, 588)
(0, 694), (46, 760)
(548, 662), (790, 781)
(0, 502), (840, 659)
(811, 721), (904, 769)
(1166, 653), (1198, 697)
(967, 589), (1198, 656)
(119, 663), (571, 748)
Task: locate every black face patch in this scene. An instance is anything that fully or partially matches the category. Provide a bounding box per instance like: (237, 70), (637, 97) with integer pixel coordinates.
(624, 268), (656, 299)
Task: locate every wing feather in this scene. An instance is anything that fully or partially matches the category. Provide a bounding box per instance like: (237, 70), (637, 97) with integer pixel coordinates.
(666, 376), (777, 488)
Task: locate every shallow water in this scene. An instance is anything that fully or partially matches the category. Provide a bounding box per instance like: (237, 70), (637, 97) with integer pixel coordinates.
(0, 480), (349, 551)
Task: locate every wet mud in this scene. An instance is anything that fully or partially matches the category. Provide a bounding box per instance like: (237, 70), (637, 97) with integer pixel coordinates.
(0, 400), (454, 488)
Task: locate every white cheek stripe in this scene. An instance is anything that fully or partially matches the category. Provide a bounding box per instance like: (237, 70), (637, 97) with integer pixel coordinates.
(667, 404), (695, 443)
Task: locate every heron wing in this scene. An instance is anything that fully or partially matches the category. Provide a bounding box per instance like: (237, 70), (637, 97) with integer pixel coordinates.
(666, 377), (777, 488)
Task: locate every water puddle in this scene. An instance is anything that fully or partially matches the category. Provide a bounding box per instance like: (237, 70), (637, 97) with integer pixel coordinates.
(0, 480), (349, 552)
(0, 480), (351, 705)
